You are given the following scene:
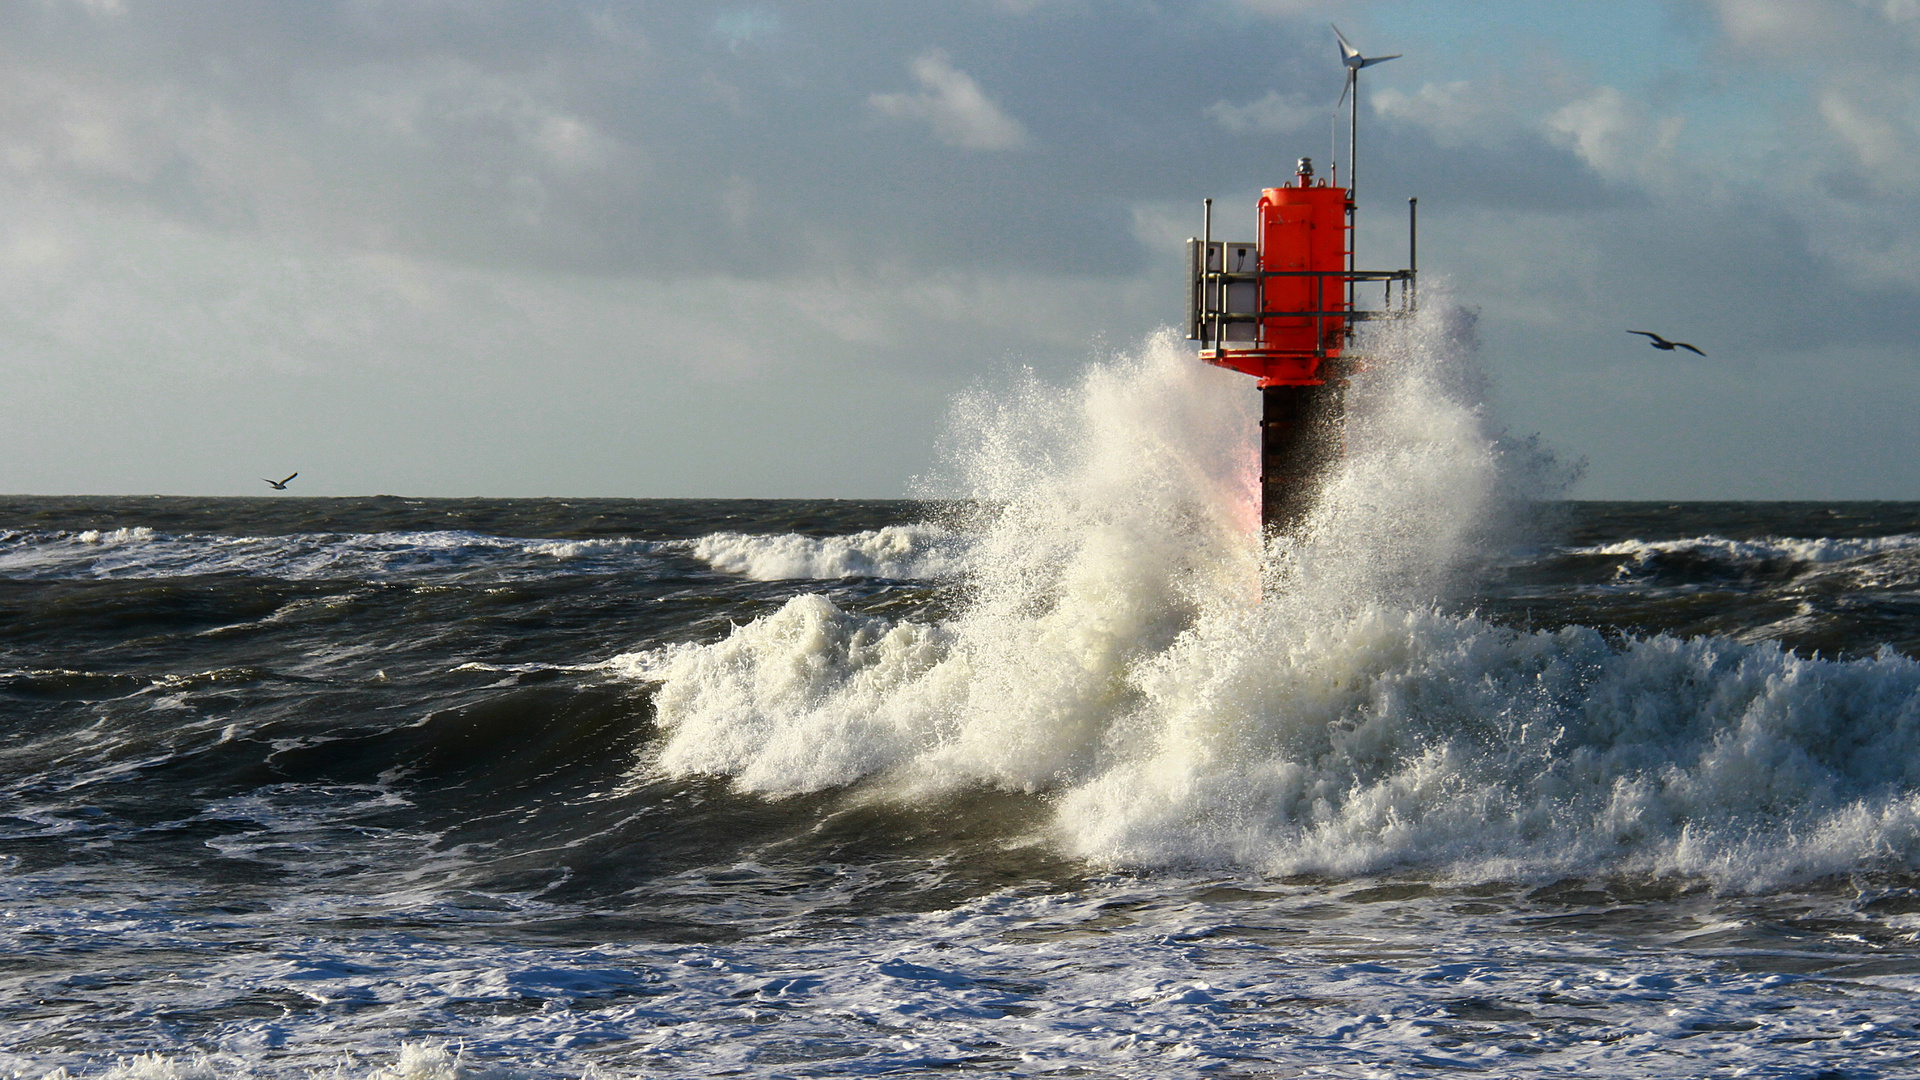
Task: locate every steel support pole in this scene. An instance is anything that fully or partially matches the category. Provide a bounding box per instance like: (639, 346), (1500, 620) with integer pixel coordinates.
(1260, 381), (1345, 534)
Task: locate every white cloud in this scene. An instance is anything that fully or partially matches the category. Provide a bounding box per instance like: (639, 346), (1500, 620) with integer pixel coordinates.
(1546, 86), (1683, 183)
(1204, 90), (1320, 134)
(869, 50), (1033, 151)
(718, 174), (755, 235)
(1704, 1), (1920, 192)
(0, 65), (175, 183)
(987, 0), (1086, 12)
(1819, 88), (1920, 188)
(53, 0), (124, 15)
(1225, 0), (1341, 15)
(1372, 80), (1526, 148)
(339, 58), (614, 173)
(712, 8), (779, 51)
(1709, 0), (1919, 58)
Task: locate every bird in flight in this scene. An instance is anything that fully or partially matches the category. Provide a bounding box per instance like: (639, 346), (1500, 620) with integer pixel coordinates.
(1627, 331), (1705, 356)
(261, 472), (298, 490)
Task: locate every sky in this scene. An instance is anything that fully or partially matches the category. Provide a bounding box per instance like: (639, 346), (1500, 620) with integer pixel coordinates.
(0, 0), (1916, 499)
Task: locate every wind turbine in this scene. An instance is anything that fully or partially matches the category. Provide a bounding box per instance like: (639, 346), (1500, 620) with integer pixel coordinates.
(1332, 24), (1399, 198)
(1331, 25), (1400, 308)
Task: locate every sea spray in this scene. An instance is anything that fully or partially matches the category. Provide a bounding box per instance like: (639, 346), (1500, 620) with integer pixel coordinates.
(1053, 607), (1920, 884)
(621, 308), (1920, 887)
(632, 327), (1260, 795)
(1267, 300), (1503, 606)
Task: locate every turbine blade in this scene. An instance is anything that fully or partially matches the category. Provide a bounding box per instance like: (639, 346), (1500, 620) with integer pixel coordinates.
(1358, 54), (1402, 68)
(1332, 23), (1361, 65)
(1338, 68), (1353, 105)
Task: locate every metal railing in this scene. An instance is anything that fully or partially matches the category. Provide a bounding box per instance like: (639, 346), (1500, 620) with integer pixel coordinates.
(1187, 196), (1418, 359)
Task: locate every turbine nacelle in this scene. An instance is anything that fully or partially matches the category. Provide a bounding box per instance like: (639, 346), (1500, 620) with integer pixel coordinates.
(1333, 24), (1400, 104)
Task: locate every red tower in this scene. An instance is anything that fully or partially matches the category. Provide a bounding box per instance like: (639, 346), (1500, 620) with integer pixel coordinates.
(1186, 158), (1415, 534)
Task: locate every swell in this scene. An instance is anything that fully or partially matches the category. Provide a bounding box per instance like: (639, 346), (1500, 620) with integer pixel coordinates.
(0, 519), (960, 586)
(0, 656), (1067, 910)
(1487, 530), (1920, 658)
(0, 496), (927, 544)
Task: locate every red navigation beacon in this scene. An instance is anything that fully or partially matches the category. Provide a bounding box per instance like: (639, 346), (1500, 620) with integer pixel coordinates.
(1194, 159), (1353, 386)
(1186, 156), (1417, 535)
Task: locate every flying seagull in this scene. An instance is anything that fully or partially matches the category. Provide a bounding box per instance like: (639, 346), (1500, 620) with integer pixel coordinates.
(261, 472), (298, 490)
(1627, 331), (1705, 356)
(1333, 24), (1401, 105)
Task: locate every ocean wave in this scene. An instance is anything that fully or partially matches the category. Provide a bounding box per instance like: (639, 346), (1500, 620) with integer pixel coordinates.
(1575, 533), (1920, 579)
(0, 523), (969, 585)
(687, 524), (962, 581)
(613, 317), (1920, 888)
(0, 529), (668, 582)
(620, 590), (1920, 888)
(0, 668), (151, 701)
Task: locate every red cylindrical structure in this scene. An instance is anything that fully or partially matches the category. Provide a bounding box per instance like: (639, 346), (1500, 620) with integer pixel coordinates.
(1201, 174), (1352, 389)
(1254, 183), (1349, 385)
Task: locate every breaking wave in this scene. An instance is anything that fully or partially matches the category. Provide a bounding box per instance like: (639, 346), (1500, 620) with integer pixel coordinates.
(1576, 533), (1920, 586)
(0, 528), (665, 582)
(688, 525), (961, 581)
(0, 525), (960, 585)
(615, 311), (1920, 888)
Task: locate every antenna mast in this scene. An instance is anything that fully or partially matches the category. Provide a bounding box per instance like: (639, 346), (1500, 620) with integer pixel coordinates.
(1350, 67), (1358, 308)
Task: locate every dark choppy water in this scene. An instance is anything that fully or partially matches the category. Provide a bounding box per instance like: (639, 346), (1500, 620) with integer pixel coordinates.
(3, 492), (1919, 1079)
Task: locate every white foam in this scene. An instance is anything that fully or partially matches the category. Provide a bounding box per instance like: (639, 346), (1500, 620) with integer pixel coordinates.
(58, 1054), (219, 1080)
(14, 1044), (522, 1080)
(4, 870), (1907, 1079)
(0, 529), (664, 582)
(618, 310), (1920, 888)
(74, 527), (157, 545)
(617, 327), (1259, 795)
(688, 524), (961, 580)
(1576, 532), (1920, 571)
(363, 1043), (525, 1080)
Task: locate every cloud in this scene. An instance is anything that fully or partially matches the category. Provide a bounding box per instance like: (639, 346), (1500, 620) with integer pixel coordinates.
(1226, 0), (1342, 15)
(1690, 0), (1920, 287)
(1205, 90), (1320, 134)
(337, 57), (615, 173)
(1818, 88), (1920, 190)
(1545, 86), (1684, 184)
(712, 8), (778, 51)
(1372, 80), (1528, 149)
(869, 50), (1033, 151)
(1705, 0), (1920, 193)
(1710, 0), (1920, 60)
(2, 1), (1919, 498)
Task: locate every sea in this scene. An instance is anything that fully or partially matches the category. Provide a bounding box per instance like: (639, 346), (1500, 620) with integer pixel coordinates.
(3, 315), (1919, 1079)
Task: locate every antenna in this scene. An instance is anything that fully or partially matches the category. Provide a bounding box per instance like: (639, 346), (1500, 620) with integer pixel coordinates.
(1331, 24), (1400, 308)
